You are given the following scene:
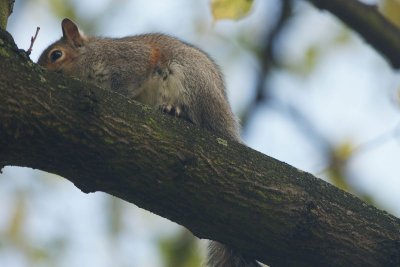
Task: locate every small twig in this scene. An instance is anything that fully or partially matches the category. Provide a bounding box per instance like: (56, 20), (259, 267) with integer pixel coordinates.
(26, 27), (40, 56)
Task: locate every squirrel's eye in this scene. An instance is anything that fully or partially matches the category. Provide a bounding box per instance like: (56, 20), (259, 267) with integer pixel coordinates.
(50, 50), (63, 62)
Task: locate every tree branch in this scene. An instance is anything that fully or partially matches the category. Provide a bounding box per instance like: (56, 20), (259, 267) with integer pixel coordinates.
(0, 29), (399, 267)
(0, 0), (15, 29)
(307, 0), (400, 69)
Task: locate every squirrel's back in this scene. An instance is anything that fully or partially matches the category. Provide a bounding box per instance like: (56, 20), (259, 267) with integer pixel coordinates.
(38, 29), (240, 141)
(119, 33), (239, 140)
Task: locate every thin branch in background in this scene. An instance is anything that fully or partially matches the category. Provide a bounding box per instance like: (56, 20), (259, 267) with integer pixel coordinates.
(345, 121), (400, 157)
(274, 99), (332, 153)
(26, 27), (40, 56)
(254, 0), (294, 102)
(273, 99), (381, 202)
(308, 0), (400, 68)
(314, 121), (400, 176)
(313, 121), (400, 204)
(240, 0), (293, 132)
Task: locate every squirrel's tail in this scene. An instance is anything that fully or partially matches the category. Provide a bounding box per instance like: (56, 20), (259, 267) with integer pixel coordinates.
(207, 241), (261, 267)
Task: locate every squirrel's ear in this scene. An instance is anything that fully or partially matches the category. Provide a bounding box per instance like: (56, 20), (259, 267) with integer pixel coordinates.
(61, 18), (86, 47)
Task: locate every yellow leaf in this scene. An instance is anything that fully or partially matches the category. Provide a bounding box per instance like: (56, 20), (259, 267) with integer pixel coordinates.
(379, 0), (400, 27)
(211, 0), (254, 21)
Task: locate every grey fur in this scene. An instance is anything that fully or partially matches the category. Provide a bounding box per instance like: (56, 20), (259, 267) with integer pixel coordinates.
(208, 242), (261, 267)
(38, 18), (259, 267)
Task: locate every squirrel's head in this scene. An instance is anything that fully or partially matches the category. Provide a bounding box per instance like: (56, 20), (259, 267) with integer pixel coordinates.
(38, 18), (88, 74)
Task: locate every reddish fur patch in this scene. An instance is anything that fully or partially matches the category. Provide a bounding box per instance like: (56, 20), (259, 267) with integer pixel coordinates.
(150, 46), (161, 67)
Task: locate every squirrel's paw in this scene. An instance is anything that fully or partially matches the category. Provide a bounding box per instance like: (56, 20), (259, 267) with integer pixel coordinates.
(160, 104), (182, 117)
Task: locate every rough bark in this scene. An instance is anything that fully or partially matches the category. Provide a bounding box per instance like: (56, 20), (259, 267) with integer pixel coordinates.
(0, 0), (15, 29)
(0, 28), (399, 267)
(307, 0), (400, 69)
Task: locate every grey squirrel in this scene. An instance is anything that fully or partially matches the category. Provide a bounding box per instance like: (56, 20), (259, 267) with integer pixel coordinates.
(38, 18), (260, 267)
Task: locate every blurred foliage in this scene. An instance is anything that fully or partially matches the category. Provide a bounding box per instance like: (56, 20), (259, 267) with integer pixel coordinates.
(324, 138), (391, 205)
(6, 192), (26, 243)
(379, 0), (400, 27)
(395, 86), (400, 108)
(2, 0), (399, 267)
(158, 230), (202, 267)
(45, 0), (77, 23)
(210, 0), (254, 21)
(1, 190), (66, 267)
(281, 28), (351, 77)
(39, 0), (124, 34)
(106, 196), (124, 239)
(255, 2), (379, 205)
(326, 142), (354, 192)
(6, 192), (26, 246)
